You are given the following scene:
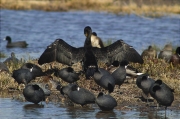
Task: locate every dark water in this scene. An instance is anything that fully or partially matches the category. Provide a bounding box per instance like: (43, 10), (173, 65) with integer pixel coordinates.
(0, 9), (180, 61)
(0, 98), (179, 119)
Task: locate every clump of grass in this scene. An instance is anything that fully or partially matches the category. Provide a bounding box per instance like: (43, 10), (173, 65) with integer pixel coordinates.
(103, 39), (114, 46)
(0, 52), (6, 58)
(0, 72), (16, 90)
(0, 50), (180, 106)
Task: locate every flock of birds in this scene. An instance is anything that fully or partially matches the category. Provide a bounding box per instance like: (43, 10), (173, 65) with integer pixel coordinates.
(1, 26), (180, 112)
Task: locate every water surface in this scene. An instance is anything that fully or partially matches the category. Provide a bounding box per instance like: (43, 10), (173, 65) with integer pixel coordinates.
(0, 9), (180, 61)
(0, 98), (179, 119)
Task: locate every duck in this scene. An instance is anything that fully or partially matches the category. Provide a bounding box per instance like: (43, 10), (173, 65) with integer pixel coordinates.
(93, 68), (115, 93)
(21, 63), (44, 78)
(95, 92), (117, 111)
(54, 67), (81, 83)
(84, 26), (104, 48)
(125, 65), (143, 81)
(107, 61), (143, 82)
(4, 36), (28, 48)
(150, 79), (174, 98)
(0, 62), (9, 73)
(141, 45), (157, 59)
(111, 60), (128, 88)
(136, 74), (155, 102)
(60, 83), (76, 95)
(30, 82), (51, 96)
(12, 67), (34, 85)
(170, 47), (180, 65)
(23, 84), (45, 104)
(158, 44), (173, 62)
(38, 75), (61, 90)
(60, 84), (95, 106)
(3, 52), (20, 65)
(149, 79), (174, 111)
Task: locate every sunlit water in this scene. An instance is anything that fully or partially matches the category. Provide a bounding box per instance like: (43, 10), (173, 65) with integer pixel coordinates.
(0, 98), (179, 119)
(0, 9), (180, 61)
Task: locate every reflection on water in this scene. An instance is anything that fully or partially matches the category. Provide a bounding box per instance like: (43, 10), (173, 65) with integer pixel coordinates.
(1, 9), (180, 62)
(95, 111), (117, 119)
(0, 98), (180, 119)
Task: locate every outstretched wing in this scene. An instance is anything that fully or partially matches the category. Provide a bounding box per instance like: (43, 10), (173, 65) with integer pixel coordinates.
(38, 39), (143, 66)
(38, 39), (85, 66)
(93, 39), (143, 64)
(38, 41), (57, 65)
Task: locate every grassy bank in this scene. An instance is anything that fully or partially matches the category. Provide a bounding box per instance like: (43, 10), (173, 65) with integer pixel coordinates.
(1, 0), (180, 15)
(0, 56), (180, 108)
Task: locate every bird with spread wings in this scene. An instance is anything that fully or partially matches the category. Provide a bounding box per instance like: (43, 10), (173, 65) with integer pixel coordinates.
(38, 38), (143, 66)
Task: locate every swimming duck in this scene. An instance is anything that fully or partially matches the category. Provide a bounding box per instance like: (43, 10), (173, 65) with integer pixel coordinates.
(4, 36), (28, 48)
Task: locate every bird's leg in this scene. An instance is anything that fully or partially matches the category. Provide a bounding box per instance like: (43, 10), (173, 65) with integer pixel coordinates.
(165, 106), (167, 118)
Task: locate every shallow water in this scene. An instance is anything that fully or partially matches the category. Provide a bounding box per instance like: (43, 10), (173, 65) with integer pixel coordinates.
(0, 9), (180, 61)
(0, 98), (180, 119)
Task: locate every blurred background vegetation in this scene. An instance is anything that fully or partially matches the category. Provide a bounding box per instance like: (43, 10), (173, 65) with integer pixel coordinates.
(1, 0), (180, 15)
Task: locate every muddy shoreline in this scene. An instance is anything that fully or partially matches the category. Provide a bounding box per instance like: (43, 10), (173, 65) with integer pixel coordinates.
(1, 77), (180, 111)
(0, 58), (180, 111)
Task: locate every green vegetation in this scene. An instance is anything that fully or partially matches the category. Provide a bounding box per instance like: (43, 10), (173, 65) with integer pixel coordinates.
(0, 52), (6, 58)
(103, 39), (114, 46)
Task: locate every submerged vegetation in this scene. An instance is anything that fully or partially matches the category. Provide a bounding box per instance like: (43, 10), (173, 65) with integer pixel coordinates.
(1, 0), (180, 16)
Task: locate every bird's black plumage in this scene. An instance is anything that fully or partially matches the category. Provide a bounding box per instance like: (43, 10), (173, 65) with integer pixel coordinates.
(21, 63), (44, 79)
(54, 67), (81, 83)
(38, 39), (143, 66)
(60, 84), (95, 106)
(12, 68), (34, 85)
(23, 84), (45, 104)
(96, 92), (117, 111)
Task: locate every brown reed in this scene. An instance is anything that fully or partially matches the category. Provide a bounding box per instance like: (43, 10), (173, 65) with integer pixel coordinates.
(1, 0), (180, 15)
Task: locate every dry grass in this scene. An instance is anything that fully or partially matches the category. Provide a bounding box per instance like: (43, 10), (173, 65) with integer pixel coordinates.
(1, 0), (180, 16)
(0, 56), (180, 108)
